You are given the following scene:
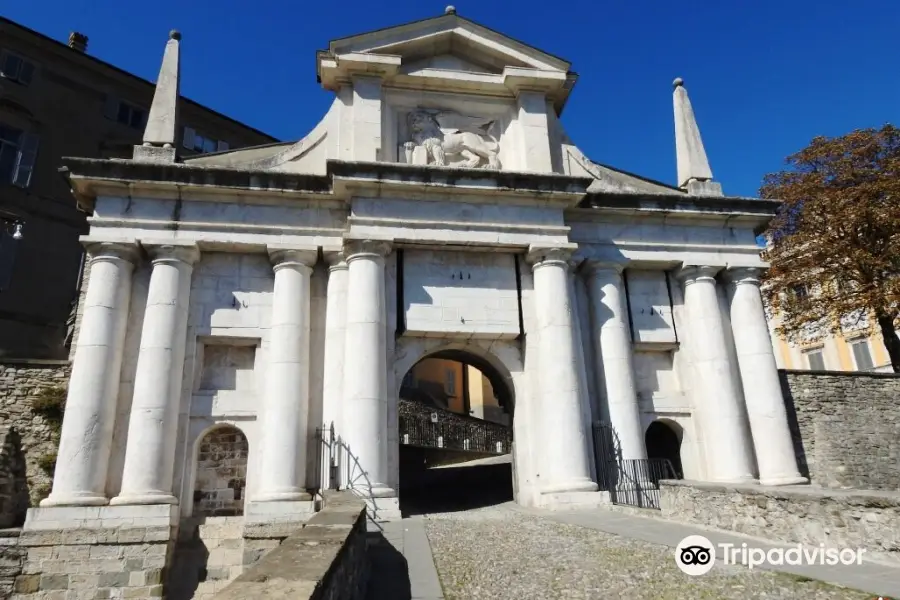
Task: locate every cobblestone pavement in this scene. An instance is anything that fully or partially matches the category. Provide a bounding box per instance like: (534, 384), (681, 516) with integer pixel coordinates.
(422, 505), (873, 600)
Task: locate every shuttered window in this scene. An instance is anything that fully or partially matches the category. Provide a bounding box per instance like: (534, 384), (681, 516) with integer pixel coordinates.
(0, 124), (39, 188)
(850, 340), (874, 371)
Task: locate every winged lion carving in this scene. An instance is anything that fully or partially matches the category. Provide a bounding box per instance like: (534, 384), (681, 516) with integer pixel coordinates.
(403, 110), (501, 169)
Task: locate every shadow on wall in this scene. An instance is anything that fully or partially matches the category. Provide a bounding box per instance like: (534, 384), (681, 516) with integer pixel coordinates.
(778, 372), (811, 481)
(0, 427), (29, 527)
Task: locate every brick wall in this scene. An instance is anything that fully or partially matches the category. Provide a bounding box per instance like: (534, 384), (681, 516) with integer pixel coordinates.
(780, 369), (900, 491)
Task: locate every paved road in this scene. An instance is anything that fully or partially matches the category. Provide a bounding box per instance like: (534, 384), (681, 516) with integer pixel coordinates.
(366, 501), (900, 599)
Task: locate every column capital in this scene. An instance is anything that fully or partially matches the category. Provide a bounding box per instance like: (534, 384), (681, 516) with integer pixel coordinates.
(343, 238), (392, 261)
(85, 241), (140, 266)
(323, 250), (348, 271)
(581, 259), (628, 276)
(142, 242), (200, 266)
(267, 245), (318, 271)
(723, 266), (765, 287)
(676, 264), (721, 284)
(526, 245), (577, 268)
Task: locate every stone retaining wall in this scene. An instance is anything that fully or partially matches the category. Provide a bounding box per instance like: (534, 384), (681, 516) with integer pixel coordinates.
(0, 360), (71, 506)
(780, 369), (900, 491)
(0, 528), (25, 598)
(12, 505), (177, 599)
(214, 492), (368, 600)
(660, 480), (900, 564)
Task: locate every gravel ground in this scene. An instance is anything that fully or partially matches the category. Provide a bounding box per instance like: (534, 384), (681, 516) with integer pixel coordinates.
(423, 506), (872, 600)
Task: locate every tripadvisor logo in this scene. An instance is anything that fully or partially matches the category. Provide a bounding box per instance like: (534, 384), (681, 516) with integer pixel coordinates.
(675, 535), (716, 576)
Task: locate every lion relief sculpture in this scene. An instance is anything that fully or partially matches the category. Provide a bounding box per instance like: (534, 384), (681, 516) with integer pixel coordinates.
(402, 110), (501, 169)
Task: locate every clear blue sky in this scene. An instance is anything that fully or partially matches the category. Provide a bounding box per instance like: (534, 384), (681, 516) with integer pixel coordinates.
(6, 0), (899, 197)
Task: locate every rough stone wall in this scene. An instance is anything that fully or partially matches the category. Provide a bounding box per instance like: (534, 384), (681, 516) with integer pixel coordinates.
(0, 361), (71, 506)
(214, 492), (368, 600)
(0, 528), (25, 598)
(0, 427), (29, 527)
(193, 428), (249, 517)
(661, 480), (900, 564)
(780, 370), (900, 491)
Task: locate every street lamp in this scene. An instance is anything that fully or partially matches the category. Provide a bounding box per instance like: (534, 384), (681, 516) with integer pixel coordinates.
(2, 218), (23, 241)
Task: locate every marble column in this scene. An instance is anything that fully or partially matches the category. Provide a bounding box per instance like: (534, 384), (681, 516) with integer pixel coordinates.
(254, 248), (318, 501)
(528, 247), (597, 494)
(677, 266), (755, 483)
(584, 261), (647, 462)
(342, 239), (393, 497)
(321, 253), (348, 435)
(111, 243), (198, 505)
(726, 268), (807, 485)
(42, 243), (138, 507)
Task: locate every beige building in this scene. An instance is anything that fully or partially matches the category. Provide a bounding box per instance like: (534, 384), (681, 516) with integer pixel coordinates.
(0, 17), (277, 360)
(402, 357), (510, 425)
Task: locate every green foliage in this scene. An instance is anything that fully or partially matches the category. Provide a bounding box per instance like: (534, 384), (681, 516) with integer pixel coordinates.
(36, 452), (57, 475)
(31, 483), (51, 507)
(30, 385), (67, 433)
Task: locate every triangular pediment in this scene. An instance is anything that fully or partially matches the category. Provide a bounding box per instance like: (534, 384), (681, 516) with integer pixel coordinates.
(402, 53), (500, 75)
(326, 12), (571, 74)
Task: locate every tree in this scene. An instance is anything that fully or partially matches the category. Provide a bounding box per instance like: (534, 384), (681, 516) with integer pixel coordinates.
(760, 124), (900, 373)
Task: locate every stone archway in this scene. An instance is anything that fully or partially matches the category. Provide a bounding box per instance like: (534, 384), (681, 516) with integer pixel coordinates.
(645, 420), (684, 479)
(394, 343), (518, 515)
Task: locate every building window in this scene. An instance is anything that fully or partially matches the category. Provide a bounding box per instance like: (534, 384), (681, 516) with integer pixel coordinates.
(0, 124), (39, 188)
(116, 102), (146, 130)
(444, 369), (456, 396)
(789, 284), (809, 302)
(0, 52), (35, 85)
(803, 348), (826, 371)
(850, 339), (874, 371)
(183, 127), (229, 154)
(102, 95), (146, 130)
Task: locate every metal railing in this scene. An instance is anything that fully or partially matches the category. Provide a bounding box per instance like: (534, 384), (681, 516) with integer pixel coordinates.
(607, 458), (678, 510)
(398, 401), (512, 454)
(313, 424), (344, 495)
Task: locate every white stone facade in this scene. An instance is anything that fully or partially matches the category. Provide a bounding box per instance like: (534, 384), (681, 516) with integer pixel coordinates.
(40, 9), (807, 525)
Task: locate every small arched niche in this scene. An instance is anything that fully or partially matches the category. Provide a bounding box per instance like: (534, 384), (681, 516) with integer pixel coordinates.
(192, 425), (249, 517)
(645, 419), (684, 479)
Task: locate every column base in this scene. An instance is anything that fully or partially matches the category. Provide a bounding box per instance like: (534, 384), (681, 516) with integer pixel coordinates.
(759, 474), (809, 486)
(362, 496), (402, 522)
(350, 483), (396, 499)
(541, 478), (599, 495)
(252, 490), (313, 502)
(39, 492), (109, 507)
(540, 491), (610, 511)
(711, 476), (758, 485)
(109, 492), (178, 506)
(245, 500), (316, 524)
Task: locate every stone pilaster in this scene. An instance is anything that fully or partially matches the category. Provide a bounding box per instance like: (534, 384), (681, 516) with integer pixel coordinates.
(724, 267), (807, 486)
(42, 242), (138, 507)
(583, 261), (646, 463)
(677, 265), (755, 483)
(112, 243), (199, 506)
(254, 247), (318, 502)
(527, 246), (597, 495)
(341, 239), (393, 498)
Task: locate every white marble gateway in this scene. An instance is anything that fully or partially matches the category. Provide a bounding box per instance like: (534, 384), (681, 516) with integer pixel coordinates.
(41, 8), (806, 524)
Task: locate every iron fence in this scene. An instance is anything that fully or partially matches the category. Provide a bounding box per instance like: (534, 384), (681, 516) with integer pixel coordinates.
(313, 424), (343, 495)
(398, 405), (512, 454)
(607, 457), (678, 510)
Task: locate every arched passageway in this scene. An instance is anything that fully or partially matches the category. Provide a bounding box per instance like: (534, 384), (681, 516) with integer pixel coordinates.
(645, 420), (683, 479)
(398, 350), (514, 515)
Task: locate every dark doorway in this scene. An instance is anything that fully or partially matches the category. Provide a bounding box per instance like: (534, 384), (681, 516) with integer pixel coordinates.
(645, 421), (683, 479)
